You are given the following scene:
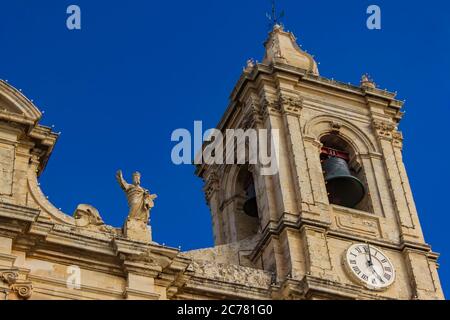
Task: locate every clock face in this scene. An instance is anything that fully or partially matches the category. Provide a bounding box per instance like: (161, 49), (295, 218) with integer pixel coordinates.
(344, 243), (396, 290)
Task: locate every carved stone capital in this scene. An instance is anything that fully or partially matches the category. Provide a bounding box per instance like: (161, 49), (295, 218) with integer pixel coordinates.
(11, 282), (33, 299)
(372, 120), (403, 147)
(0, 269), (33, 300)
(241, 111), (256, 131)
(0, 269), (19, 284)
(279, 95), (303, 115)
(241, 99), (263, 129)
(261, 98), (281, 120)
(204, 171), (220, 203)
(372, 120), (396, 139)
(392, 131), (404, 148)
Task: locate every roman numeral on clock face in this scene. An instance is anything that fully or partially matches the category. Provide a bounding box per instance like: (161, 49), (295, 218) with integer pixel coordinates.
(352, 266), (361, 275)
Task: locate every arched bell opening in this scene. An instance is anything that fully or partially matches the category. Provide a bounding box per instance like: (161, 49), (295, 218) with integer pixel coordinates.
(233, 165), (260, 240)
(320, 134), (373, 213)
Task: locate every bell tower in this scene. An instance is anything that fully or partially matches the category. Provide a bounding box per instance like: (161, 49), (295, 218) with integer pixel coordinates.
(196, 24), (444, 299)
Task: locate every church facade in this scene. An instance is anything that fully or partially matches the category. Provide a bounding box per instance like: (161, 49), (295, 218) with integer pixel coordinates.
(0, 25), (444, 300)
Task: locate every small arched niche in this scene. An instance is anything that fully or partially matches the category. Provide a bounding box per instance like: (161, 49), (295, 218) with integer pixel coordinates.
(320, 134), (373, 213)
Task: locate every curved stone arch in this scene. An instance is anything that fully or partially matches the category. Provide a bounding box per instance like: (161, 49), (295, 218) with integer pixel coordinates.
(0, 80), (42, 122)
(222, 165), (248, 200)
(27, 166), (76, 225)
(303, 115), (377, 154)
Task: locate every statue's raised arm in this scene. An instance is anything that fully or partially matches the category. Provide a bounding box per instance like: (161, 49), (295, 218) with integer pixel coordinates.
(116, 170), (130, 191)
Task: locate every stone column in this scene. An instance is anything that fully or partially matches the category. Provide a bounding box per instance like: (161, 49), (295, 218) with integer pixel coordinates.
(204, 171), (225, 245)
(372, 120), (424, 243)
(403, 248), (444, 300)
(300, 225), (336, 281)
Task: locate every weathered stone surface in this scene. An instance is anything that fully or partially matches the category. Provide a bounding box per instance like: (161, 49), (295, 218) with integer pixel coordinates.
(0, 23), (444, 300)
(189, 260), (272, 290)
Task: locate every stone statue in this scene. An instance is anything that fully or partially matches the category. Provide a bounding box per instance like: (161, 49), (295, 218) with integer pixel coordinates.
(74, 204), (104, 226)
(73, 204), (116, 233)
(360, 73), (376, 89)
(116, 170), (157, 242)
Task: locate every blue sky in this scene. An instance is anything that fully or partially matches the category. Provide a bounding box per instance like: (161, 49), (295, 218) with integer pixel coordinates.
(0, 1), (449, 296)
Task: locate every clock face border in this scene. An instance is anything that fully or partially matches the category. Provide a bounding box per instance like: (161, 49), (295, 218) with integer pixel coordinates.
(343, 243), (396, 291)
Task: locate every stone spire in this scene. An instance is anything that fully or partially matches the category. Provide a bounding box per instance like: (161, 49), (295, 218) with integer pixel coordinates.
(262, 24), (319, 75)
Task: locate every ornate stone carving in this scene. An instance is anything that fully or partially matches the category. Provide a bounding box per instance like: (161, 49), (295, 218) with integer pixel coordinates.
(241, 111), (255, 131)
(270, 28), (287, 63)
(11, 282), (33, 299)
(330, 121), (342, 134)
(278, 94), (303, 115)
(240, 97), (264, 130)
(360, 74), (376, 89)
(0, 269), (33, 300)
(372, 120), (403, 147)
(372, 120), (396, 139)
(117, 170), (157, 243)
(392, 131), (404, 148)
(204, 171), (220, 203)
(261, 97), (281, 120)
(243, 58), (256, 73)
(373, 120), (396, 132)
(0, 269), (18, 284)
(73, 204), (114, 233)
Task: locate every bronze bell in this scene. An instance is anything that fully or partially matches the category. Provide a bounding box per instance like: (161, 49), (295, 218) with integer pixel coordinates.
(243, 182), (258, 217)
(322, 157), (366, 208)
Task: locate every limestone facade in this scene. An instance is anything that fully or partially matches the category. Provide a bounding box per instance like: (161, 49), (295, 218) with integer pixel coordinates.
(0, 25), (444, 300)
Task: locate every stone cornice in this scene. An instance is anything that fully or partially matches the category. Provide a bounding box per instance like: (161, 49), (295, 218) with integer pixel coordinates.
(28, 273), (125, 299)
(248, 211), (432, 263)
(2, 207), (190, 282)
(279, 275), (394, 300)
(0, 202), (40, 223)
(182, 276), (272, 300)
(213, 62), (404, 153)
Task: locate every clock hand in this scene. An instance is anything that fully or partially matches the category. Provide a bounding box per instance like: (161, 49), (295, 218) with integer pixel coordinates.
(369, 265), (384, 282)
(367, 244), (373, 266)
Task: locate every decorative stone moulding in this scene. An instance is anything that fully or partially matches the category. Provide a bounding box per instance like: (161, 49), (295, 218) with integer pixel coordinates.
(0, 268), (33, 300)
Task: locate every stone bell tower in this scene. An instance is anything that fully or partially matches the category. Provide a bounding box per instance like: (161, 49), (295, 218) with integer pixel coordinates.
(196, 24), (444, 299)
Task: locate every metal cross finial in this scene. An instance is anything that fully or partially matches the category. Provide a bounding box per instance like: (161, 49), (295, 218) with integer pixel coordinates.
(266, 0), (285, 28)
